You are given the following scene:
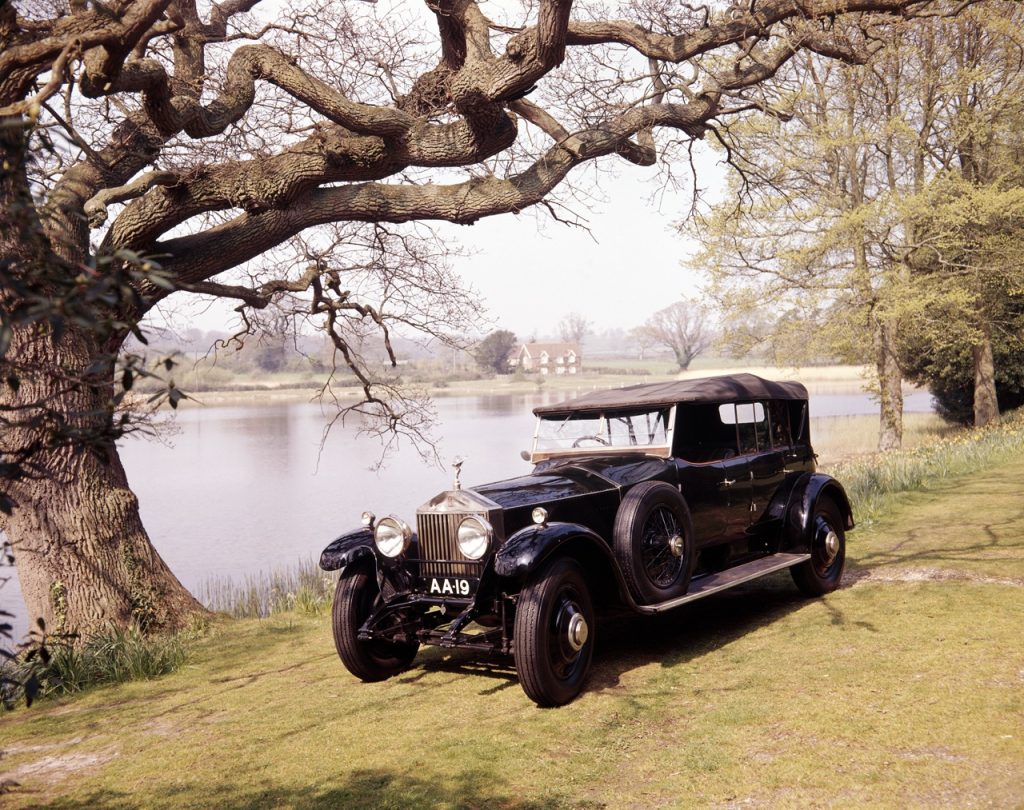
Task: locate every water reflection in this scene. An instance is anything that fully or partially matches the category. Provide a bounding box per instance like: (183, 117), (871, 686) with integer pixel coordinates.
(0, 389), (933, 640)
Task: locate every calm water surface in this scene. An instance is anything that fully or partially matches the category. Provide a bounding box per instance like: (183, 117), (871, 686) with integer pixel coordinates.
(1, 389), (933, 640)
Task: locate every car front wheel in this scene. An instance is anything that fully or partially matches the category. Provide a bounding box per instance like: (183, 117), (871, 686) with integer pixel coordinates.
(790, 499), (846, 596)
(332, 561), (418, 682)
(513, 557), (595, 707)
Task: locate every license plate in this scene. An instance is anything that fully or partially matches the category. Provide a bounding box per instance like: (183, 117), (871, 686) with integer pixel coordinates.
(422, 576), (478, 597)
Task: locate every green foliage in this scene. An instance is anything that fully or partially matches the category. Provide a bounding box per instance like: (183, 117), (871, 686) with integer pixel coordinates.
(472, 329), (518, 374)
(690, 6), (1024, 434)
(1, 623), (195, 707)
(900, 311), (1024, 423)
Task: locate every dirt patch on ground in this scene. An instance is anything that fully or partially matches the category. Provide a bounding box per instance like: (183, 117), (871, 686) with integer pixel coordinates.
(0, 741), (118, 788)
(847, 566), (1024, 587)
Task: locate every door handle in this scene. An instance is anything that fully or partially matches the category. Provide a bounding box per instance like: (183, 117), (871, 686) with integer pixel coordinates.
(720, 478), (735, 488)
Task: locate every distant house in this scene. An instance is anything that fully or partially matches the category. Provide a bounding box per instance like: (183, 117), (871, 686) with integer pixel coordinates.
(511, 342), (581, 375)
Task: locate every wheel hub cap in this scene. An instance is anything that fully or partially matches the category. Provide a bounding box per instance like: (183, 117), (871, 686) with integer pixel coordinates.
(823, 530), (839, 562)
(565, 610), (588, 652)
(668, 534), (684, 558)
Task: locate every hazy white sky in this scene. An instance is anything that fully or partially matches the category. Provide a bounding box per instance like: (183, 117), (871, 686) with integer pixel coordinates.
(438, 154), (726, 338)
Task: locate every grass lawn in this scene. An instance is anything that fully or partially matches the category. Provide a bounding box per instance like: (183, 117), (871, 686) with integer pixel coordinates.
(2, 460), (1022, 808)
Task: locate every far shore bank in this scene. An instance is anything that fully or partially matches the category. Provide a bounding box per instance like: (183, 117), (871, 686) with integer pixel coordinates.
(170, 364), (921, 409)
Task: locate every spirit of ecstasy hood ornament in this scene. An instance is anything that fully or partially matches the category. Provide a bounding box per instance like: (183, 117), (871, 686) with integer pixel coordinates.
(451, 456), (465, 491)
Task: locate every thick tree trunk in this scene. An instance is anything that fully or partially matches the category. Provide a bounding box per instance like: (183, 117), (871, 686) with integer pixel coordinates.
(874, 320), (904, 452)
(1, 323), (207, 637)
(972, 323), (1000, 427)
(1, 120), (205, 638)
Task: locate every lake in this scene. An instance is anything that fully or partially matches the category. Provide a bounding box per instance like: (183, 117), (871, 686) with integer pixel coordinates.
(1, 388), (934, 642)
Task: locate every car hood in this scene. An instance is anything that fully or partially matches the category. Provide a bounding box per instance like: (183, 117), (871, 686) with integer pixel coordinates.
(470, 455), (672, 510)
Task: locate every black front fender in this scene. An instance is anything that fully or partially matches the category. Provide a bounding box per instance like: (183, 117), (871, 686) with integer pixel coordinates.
(494, 522), (611, 580)
(781, 473), (855, 552)
(319, 528), (375, 572)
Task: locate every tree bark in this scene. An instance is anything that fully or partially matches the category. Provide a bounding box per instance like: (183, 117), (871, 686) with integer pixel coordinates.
(972, 323), (1000, 427)
(1, 120), (205, 638)
(875, 319), (904, 452)
(1, 322), (207, 637)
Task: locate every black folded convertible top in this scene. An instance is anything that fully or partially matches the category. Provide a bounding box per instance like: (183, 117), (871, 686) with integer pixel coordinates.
(533, 373), (808, 416)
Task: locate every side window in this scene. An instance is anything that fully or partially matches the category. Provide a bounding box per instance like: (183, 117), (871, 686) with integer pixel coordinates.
(676, 404), (740, 462)
(720, 402), (765, 455)
(789, 401), (809, 446)
(768, 401), (792, 448)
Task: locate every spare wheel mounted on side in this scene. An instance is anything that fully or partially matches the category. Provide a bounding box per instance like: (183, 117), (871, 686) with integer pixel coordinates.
(613, 480), (695, 604)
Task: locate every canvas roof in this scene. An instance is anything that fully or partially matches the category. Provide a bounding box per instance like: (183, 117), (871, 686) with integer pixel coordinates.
(533, 374), (808, 416)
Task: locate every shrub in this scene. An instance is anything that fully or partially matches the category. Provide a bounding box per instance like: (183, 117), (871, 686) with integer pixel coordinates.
(1, 624), (196, 707)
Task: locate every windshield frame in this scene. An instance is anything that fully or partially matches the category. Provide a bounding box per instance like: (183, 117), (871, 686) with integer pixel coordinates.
(529, 405), (677, 462)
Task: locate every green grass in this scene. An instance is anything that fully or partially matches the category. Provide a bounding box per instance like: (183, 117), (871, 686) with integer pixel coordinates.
(1, 625), (198, 707)
(827, 407), (1024, 526)
(1, 452), (1022, 806)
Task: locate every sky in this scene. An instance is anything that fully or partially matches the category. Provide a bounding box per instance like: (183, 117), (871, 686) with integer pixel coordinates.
(436, 153), (727, 338)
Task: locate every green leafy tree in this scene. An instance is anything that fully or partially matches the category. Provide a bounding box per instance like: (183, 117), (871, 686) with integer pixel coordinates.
(690, 3), (1024, 447)
(473, 330), (518, 374)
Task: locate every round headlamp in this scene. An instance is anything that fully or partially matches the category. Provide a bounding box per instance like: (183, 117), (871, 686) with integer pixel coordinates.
(374, 516), (411, 558)
(531, 507), (548, 525)
(457, 516), (492, 560)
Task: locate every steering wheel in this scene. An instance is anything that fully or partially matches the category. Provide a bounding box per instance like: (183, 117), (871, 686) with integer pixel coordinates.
(572, 434), (610, 448)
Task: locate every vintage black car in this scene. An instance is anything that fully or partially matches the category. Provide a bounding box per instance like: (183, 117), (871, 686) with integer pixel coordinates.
(319, 373), (854, 706)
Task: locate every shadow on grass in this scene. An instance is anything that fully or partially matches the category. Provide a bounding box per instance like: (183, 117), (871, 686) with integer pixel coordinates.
(35, 767), (599, 809)
(847, 483), (1024, 578)
(382, 572), (842, 701)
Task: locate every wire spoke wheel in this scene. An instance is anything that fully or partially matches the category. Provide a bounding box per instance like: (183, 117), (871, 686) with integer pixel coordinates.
(641, 506), (685, 588)
(613, 481), (695, 604)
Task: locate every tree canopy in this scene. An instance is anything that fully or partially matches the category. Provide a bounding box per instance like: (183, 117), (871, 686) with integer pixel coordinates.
(473, 329), (518, 373)
(688, 2), (1024, 447)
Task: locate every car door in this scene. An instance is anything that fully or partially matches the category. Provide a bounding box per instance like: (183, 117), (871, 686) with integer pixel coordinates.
(675, 459), (729, 547)
(673, 403), (745, 547)
(747, 400), (785, 526)
(717, 403), (756, 540)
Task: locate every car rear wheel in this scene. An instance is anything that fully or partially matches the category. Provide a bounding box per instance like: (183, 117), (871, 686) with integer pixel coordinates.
(790, 499), (846, 596)
(332, 561), (418, 682)
(613, 481), (695, 604)
(514, 557), (595, 707)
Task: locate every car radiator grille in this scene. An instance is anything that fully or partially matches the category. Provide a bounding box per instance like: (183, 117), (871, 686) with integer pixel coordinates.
(416, 512), (485, 578)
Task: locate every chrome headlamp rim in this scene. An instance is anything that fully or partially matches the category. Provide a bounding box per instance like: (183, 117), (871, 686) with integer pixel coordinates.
(374, 515), (412, 558)
(456, 516), (493, 560)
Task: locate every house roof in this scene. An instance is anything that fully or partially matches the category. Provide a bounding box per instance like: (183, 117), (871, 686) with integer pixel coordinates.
(533, 373), (808, 416)
(519, 342), (580, 359)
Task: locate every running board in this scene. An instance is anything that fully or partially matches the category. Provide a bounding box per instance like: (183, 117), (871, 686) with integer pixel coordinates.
(635, 553), (811, 615)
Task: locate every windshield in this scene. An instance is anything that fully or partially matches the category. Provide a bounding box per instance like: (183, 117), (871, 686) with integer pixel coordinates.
(532, 407), (674, 460)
